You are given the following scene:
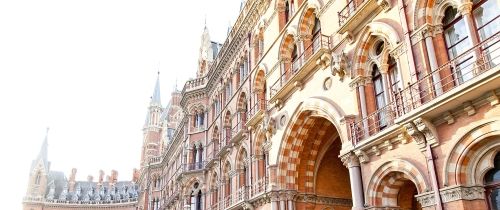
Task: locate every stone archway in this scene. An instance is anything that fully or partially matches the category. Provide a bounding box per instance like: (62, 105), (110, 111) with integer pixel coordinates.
(276, 98), (357, 210)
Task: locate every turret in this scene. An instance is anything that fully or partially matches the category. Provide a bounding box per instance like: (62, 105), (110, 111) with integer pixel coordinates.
(140, 73), (164, 166)
(25, 128), (51, 199)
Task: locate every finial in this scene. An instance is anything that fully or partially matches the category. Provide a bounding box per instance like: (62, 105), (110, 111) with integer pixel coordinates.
(46, 127), (50, 136)
(204, 14), (207, 28)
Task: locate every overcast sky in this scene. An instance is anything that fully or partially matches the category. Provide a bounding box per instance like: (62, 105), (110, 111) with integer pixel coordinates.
(0, 0), (241, 208)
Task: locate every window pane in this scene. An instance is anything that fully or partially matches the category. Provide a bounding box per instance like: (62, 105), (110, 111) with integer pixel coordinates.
(474, 0), (500, 41)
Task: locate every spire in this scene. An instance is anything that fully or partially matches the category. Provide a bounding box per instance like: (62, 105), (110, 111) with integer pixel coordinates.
(38, 127), (49, 163)
(150, 72), (161, 106)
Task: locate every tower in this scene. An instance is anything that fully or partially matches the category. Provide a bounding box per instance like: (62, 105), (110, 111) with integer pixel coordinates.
(25, 128), (50, 199)
(140, 74), (164, 167)
(198, 26), (221, 78)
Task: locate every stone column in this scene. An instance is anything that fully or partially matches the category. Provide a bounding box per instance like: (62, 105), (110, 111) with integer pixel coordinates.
(270, 192), (280, 210)
(351, 76), (370, 137)
(279, 192), (287, 210)
(286, 191), (296, 210)
(459, 2), (482, 69)
(423, 25), (443, 96)
(341, 153), (365, 210)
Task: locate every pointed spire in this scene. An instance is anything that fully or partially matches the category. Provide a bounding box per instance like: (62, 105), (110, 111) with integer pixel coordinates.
(38, 127), (49, 163)
(150, 72), (161, 106)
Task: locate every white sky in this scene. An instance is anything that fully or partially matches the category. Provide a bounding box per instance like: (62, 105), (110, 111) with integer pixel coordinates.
(0, 0), (241, 208)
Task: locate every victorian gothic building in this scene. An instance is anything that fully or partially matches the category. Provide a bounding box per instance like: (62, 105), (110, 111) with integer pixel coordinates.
(24, 0), (500, 209)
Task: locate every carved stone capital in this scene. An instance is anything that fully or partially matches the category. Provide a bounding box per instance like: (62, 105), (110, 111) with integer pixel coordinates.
(440, 185), (485, 203)
(415, 191), (436, 207)
(376, 0), (391, 12)
(458, 2), (473, 15)
(341, 152), (361, 167)
(270, 191), (280, 202)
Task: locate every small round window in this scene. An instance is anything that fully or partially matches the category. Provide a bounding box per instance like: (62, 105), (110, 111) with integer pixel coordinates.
(374, 41), (384, 56)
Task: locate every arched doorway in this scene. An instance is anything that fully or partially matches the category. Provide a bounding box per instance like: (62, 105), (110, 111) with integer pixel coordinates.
(485, 153), (500, 209)
(278, 113), (353, 210)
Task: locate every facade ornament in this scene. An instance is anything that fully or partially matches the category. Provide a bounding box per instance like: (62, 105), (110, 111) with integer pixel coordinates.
(330, 52), (349, 81)
(317, 52), (332, 70)
(59, 183), (68, 200)
(341, 152), (361, 167)
(440, 185), (485, 203)
(443, 111), (455, 124)
(389, 43), (406, 58)
(243, 201), (255, 210)
(372, 145), (381, 156)
(415, 191), (436, 207)
(376, 0), (391, 12)
(487, 91), (499, 106)
(403, 122), (426, 149)
(413, 117), (439, 146)
(463, 101), (476, 116)
(354, 150), (369, 163)
(458, 2), (473, 15)
(262, 113), (276, 140)
(270, 191), (280, 202)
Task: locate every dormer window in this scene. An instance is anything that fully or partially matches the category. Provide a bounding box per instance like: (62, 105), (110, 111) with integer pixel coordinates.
(35, 172), (41, 185)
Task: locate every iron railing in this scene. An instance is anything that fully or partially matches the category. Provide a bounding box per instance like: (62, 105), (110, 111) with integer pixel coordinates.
(338, 0), (358, 26)
(270, 34), (329, 98)
(350, 32), (500, 144)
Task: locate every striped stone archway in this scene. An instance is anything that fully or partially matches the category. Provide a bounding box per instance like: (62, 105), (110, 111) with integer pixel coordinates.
(276, 97), (347, 190)
(298, 0), (322, 36)
(352, 22), (401, 76)
(366, 159), (430, 207)
(444, 119), (500, 186)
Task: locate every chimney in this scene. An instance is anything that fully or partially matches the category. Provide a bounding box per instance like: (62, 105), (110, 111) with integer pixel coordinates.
(111, 170), (118, 184)
(98, 170), (104, 185)
(69, 168), (77, 192)
(132, 168), (140, 183)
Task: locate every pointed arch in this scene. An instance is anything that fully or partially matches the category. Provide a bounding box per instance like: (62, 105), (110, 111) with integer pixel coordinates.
(237, 92), (248, 112)
(278, 28), (298, 61)
(253, 68), (266, 92)
(352, 22), (401, 76)
(298, 0), (322, 36)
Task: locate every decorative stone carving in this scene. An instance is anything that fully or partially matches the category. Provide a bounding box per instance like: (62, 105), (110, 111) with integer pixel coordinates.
(389, 43), (406, 58)
(463, 101), (476, 116)
(403, 122), (426, 149)
(487, 91), (499, 106)
(377, 0), (391, 12)
(331, 52), (349, 81)
(443, 111), (455, 124)
(354, 150), (369, 163)
(414, 118), (439, 146)
(440, 185), (485, 203)
(415, 191), (436, 207)
(372, 145), (381, 156)
(243, 201), (255, 210)
(317, 52), (333, 70)
(341, 152), (361, 167)
(262, 113), (276, 140)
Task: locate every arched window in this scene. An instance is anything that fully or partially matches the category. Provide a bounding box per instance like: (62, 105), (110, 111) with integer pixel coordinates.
(484, 153), (500, 210)
(312, 17), (322, 51)
(285, 1), (290, 23)
(372, 65), (387, 128)
(291, 44), (299, 73)
(443, 7), (474, 83)
(35, 172), (41, 185)
(388, 56), (401, 92)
